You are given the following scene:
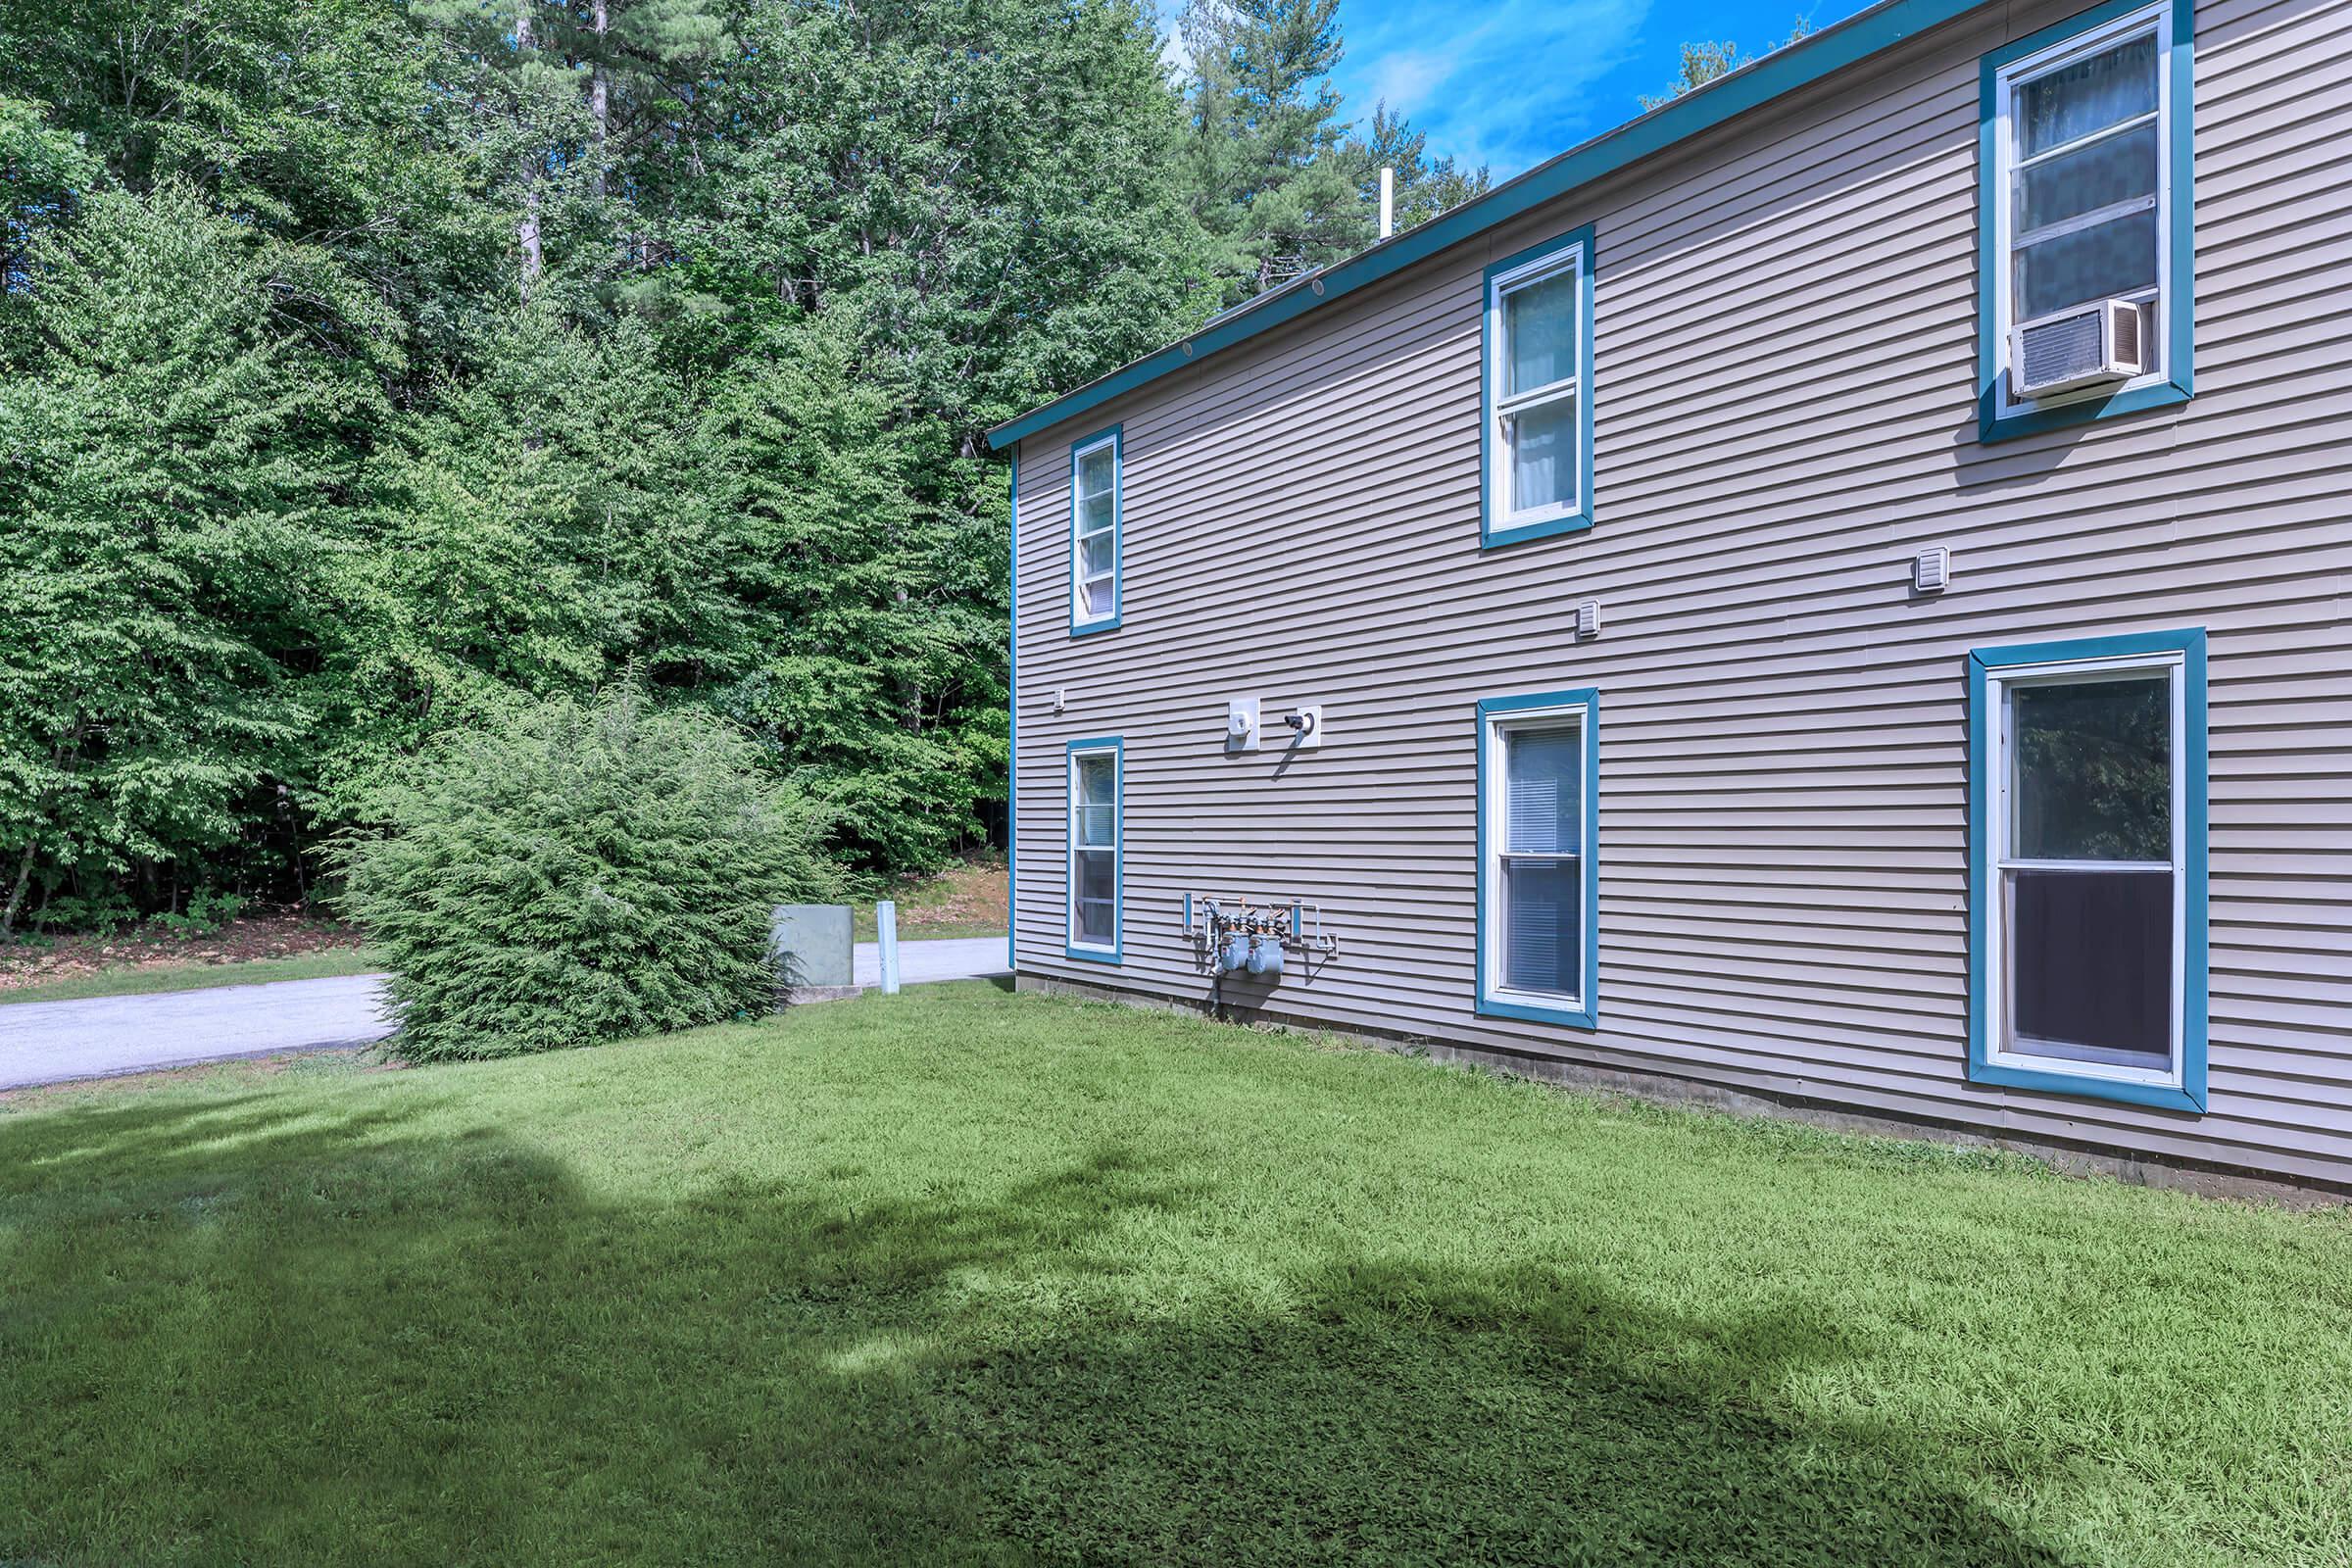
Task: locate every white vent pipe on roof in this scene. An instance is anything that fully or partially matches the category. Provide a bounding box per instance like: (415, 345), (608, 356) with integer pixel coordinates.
(1379, 167), (1395, 239)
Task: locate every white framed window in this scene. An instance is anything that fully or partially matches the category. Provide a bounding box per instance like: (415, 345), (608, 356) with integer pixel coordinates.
(1069, 427), (1120, 634)
(1984, 0), (2185, 431)
(1483, 233), (1591, 544)
(1974, 640), (2204, 1103)
(1475, 689), (1597, 1027)
(1065, 738), (1121, 960)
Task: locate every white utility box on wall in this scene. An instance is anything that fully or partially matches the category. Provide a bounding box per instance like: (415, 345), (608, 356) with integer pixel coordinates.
(1226, 697), (1260, 753)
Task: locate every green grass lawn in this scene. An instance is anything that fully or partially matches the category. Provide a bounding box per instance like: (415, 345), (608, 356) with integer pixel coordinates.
(4, 985), (2347, 1566)
(0, 946), (384, 1005)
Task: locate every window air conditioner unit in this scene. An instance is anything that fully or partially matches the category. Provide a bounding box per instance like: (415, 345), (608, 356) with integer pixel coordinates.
(2009, 299), (2144, 402)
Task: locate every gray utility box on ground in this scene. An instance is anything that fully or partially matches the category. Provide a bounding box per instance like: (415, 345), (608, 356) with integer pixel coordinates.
(770, 904), (855, 1001)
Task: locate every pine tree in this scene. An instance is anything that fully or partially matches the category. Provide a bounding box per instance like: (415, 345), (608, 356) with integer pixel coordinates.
(699, 316), (1001, 869)
(406, 0), (585, 301)
(681, 0), (1209, 443)
(409, 0), (727, 300)
(1343, 101), (1491, 234)
(1180, 0), (1372, 303)
(532, 0), (729, 225)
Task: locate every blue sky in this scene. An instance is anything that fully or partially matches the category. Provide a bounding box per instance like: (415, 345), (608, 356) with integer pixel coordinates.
(1169, 0), (1872, 181)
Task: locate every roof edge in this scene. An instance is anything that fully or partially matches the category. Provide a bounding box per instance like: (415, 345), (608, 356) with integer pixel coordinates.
(987, 0), (1989, 453)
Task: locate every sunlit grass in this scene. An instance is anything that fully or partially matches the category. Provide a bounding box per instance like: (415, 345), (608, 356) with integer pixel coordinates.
(2, 983), (2345, 1565)
(0, 946), (385, 1005)
(852, 856), (1007, 943)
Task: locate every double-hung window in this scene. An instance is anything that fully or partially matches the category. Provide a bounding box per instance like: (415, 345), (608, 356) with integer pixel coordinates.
(1070, 426), (1121, 634)
(1981, 0), (2192, 440)
(1969, 631), (2208, 1111)
(1066, 738), (1122, 961)
(1482, 226), (1594, 547)
(1475, 689), (1598, 1028)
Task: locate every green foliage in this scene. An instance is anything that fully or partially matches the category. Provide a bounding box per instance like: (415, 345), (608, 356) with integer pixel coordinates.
(0, 180), (380, 937)
(142, 891), (250, 938)
(408, 0), (733, 309)
(700, 316), (1003, 868)
(0, 93), (94, 199)
(685, 0), (1212, 437)
(1180, 0), (1369, 302)
(1177, 0), (1477, 304)
(341, 689), (838, 1061)
(0, 0), (1490, 930)
(0, 0), (488, 353)
(1342, 101), (1491, 232)
(1640, 39), (1745, 110)
(322, 309), (736, 810)
(0, 92), (98, 296)
(0, 0), (1213, 915)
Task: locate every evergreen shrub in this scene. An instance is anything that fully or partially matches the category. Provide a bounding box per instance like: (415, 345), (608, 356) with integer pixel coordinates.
(343, 691), (838, 1061)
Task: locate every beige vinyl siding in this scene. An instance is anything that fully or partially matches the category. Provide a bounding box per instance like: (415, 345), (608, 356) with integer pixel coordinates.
(1009, 0), (2352, 1187)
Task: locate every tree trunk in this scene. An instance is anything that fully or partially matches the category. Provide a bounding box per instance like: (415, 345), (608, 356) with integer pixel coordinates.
(520, 189), (543, 302)
(589, 0), (610, 202)
(516, 0), (545, 301)
(0, 839), (37, 943)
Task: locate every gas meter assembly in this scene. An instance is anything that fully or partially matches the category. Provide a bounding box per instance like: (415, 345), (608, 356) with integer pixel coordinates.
(1183, 894), (1339, 983)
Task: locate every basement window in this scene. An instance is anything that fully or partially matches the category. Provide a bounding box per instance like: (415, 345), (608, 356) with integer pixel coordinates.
(1070, 426), (1121, 634)
(1475, 688), (1598, 1029)
(1968, 631), (2208, 1111)
(1066, 738), (1122, 962)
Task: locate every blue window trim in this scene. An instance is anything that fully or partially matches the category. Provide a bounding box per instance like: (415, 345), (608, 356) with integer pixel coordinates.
(1068, 424), (1122, 637)
(1975, 0), (2194, 444)
(1966, 628), (2209, 1113)
(1474, 687), (1600, 1029)
(1065, 735), (1123, 964)
(1005, 452), (1018, 974)
(1481, 225), (1597, 549)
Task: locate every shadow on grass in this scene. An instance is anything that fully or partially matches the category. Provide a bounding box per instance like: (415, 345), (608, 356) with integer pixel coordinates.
(1, 1095), (2067, 1566)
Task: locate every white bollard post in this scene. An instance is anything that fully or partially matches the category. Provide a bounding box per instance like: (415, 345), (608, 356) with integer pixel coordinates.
(877, 900), (901, 995)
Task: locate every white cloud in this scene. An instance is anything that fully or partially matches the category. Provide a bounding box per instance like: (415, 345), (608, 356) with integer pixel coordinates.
(1147, 0), (1657, 179)
(1334, 0), (1655, 176)
(1155, 4), (1193, 77)
(1361, 49), (1451, 110)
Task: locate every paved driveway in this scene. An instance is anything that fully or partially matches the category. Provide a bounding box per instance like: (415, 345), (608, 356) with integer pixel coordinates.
(854, 936), (1009, 988)
(0, 938), (1011, 1090)
(0, 975), (397, 1091)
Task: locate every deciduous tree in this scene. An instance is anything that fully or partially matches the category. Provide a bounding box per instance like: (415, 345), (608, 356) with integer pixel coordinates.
(0, 183), (380, 933)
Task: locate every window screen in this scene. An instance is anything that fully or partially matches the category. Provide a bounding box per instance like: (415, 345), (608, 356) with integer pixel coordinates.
(1073, 438), (1118, 624)
(1498, 724), (1584, 998)
(1071, 751), (1118, 949)
(1491, 249), (1585, 521)
(2001, 673), (2174, 1071)
(2001, 19), (2166, 372)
